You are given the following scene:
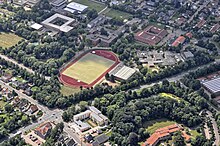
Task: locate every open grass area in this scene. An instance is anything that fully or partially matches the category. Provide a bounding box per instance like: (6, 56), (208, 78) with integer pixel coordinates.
(62, 53), (114, 84)
(72, 0), (106, 12)
(160, 93), (182, 102)
(0, 8), (14, 18)
(0, 32), (22, 48)
(104, 8), (133, 20)
(60, 85), (80, 96)
(0, 100), (6, 109)
(87, 119), (97, 127)
(144, 119), (176, 134)
(189, 129), (200, 139)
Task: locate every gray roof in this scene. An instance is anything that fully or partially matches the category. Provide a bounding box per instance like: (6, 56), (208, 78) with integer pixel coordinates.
(41, 13), (75, 32)
(202, 77), (220, 93)
(94, 134), (109, 145)
(90, 112), (103, 123)
(89, 106), (101, 115)
(109, 63), (136, 80)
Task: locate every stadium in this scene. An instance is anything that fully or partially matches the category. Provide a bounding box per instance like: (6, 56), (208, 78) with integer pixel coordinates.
(59, 50), (119, 88)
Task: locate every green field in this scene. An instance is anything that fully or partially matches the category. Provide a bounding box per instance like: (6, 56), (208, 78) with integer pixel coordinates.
(104, 8), (133, 20)
(62, 53), (114, 84)
(160, 93), (182, 102)
(60, 85), (80, 96)
(72, 0), (106, 12)
(144, 119), (176, 134)
(0, 32), (22, 48)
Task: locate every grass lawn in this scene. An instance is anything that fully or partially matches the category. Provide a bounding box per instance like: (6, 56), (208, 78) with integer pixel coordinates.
(31, 86), (39, 92)
(104, 8), (133, 20)
(0, 100), (6, 109)
(105, 130), (112, 137)
(160, 93), (182, 102)
(62, 53), (114, 84)
(72, 0), (106, 12)
(0, 32), (22, 48)
(144, 119), (176, 134)
(189, 129), (200, 139)
(60, 85), (80, 96)
(87, 119), (97, 127)
(0, 8), (14, 18)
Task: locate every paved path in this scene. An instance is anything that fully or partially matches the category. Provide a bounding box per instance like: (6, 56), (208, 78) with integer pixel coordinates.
(185, 1), (210, 26)
(98, 6), (108, 15)
(0, 54), (50, 80)
(133, 59), (220, 91)
(206, 111), (220, 146)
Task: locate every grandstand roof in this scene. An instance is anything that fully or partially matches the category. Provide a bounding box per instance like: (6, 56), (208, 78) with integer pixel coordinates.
(109, 63), (136, 81)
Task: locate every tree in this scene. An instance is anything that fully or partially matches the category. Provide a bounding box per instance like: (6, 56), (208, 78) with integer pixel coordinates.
(173, 132), (186, 146)
(128, 132), (138, 146)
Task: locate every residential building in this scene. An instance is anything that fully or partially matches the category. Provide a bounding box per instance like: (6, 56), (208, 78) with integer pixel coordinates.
(171, 36), (185, 47)
(34, 122), (53, 139)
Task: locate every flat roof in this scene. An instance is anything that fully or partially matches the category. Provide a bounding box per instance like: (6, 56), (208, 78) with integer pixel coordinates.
(89, 106), (101, 115)
(31, 23), (43, 30)
(41, 13), (75, 33)
(90, 112), (103, 122)
(202, 77), (220, 93)
(66, 2), (88, 12)
(114, 65), (136, 80)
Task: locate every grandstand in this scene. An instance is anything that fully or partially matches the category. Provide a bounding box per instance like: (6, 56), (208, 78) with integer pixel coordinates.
(109, 63), (136, 81)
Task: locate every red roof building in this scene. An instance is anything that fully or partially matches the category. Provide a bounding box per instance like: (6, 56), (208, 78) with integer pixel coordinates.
(142, 124), (190, 146)
(185, 32), (193, 39)
(172, 36), (186, 47)
(210, 24), (220, 33)
(195, 19), (206, 28)
(35, 122), (52, 139)
(30, 104), (38, 114)
(135, 26), (168, 46)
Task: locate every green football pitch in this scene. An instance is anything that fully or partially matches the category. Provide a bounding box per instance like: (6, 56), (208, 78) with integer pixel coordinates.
(62, 53), (114, 84)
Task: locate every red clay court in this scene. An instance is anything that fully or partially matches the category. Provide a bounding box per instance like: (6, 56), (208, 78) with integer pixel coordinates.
(59, 50), (119, 88)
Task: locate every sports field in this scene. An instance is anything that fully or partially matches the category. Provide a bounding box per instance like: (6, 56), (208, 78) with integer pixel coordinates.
(0, 32), (22, 48)
(62, 53), (115, 84)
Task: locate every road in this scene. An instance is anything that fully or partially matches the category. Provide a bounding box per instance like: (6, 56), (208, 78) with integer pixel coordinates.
(0, 80), (86, 146)
(0, 54), (50, 80)
(185, 1), (210, 26)
(206, 111), (220, 146)
(133, 59), (220, 91)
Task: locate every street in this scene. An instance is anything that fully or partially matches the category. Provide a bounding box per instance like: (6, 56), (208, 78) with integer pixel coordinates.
(0, 54), (50, 80)
(0, 80), (87, 146)
(206, 111), (220, 146)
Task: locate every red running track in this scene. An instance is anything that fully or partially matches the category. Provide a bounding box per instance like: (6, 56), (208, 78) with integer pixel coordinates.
(59, 50), (119, 88)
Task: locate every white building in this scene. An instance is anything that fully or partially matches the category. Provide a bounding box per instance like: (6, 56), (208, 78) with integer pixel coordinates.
(64, 2), (88, 14)
(73, 106), (109, 132)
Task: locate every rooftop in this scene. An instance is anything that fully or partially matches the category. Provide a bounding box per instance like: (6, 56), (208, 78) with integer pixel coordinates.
(41, 13), (75, 33)
(202, 77), (220, 93)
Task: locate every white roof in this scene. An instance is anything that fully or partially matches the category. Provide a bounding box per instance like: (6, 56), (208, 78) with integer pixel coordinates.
(202, 77), (220, 93)
(31, 23), (43, 30)
(89, 106), (101, 115)
(114, 66), (136, 80)
(41, 13), (75, 33)
(66, 2), (88, 12)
